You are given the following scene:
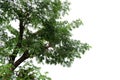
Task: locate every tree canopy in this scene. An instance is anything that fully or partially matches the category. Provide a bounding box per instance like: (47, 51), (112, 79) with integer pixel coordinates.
(0, 0), (90, 80)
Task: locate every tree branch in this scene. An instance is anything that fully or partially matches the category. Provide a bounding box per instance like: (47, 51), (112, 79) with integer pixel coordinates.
(9, 19), (25, 64)
(12, 50), (30, 71)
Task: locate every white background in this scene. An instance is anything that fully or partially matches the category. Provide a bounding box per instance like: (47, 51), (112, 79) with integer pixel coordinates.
(40, 0), (120, 80)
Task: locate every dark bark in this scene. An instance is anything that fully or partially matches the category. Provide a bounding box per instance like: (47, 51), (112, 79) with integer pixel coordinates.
(9, 19), (25, 64)
(12, 50), (30, 71)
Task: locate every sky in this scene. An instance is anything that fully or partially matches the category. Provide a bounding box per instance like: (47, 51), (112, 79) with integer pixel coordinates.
(40, 0), (120, 80)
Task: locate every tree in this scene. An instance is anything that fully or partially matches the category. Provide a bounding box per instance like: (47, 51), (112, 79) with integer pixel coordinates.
(0, 0), (90, 80)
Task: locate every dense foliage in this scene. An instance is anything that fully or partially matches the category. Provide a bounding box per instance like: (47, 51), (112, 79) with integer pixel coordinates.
(0, 0), (90, 80)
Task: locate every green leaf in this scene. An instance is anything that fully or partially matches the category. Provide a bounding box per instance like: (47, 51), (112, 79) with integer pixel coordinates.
(0, 0), (90, 79)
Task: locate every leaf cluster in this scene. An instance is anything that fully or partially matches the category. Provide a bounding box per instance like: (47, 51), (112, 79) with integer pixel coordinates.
(0, 0), (91, 79)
